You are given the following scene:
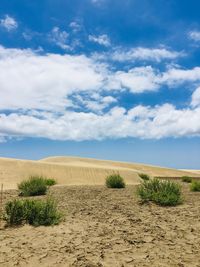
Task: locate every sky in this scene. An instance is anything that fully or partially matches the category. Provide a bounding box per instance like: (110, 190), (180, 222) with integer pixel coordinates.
(0, 0), (200, 168)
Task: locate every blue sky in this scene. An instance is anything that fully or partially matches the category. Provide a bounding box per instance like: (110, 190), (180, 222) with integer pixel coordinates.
(0, 0), (200, 168)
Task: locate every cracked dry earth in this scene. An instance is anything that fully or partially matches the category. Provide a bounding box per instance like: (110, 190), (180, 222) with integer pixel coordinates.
(1, 184), (200, 267)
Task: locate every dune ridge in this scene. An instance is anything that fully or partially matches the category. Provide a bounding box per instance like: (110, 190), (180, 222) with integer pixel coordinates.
(0, 156), (199, 190)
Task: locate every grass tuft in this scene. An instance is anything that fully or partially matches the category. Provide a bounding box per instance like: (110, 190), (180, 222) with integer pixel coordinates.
(138, 173), (150, 181)
(137, 178), (182, 206)
(181, 176), (192, 183)
(190, 180), (200, 192)
(45, 178), (57, 186)
(18, 176), (56, 196)
(106, 174), (125, 189)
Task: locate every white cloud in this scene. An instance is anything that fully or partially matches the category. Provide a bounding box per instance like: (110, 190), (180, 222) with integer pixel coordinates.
(0, 45), (200, 141)
(75, 93), (117, 112)
(1, 45), (200, 113)
(111, 47), (184, 62)
(191, 87), (200, 107)
(188, 31), (200, 41)
(93, 47), (184, 62)
(69, 21), (82, 32)
(49, 27), (70, 50)
(160, 67), (200, 86)
(108, 66), (160, 93)
(0, 46), (105, 111)
(1, 104), (200, 141)
(0, 15), (18, 31)
(89, 34), (111, 47)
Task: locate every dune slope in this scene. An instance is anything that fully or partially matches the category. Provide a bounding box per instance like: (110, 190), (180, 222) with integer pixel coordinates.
(0, 156), (199, 189)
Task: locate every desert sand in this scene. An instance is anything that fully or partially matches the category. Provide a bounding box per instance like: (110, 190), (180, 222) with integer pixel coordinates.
(1, 184), (200, 267)
(0, 157), (200, 266)
(0, 156), (199, 190)
(181, 169), (200, 175)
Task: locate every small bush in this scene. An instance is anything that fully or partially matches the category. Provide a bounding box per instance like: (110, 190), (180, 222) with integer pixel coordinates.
(181, 176), (192, 183)
(4, 198), (62, 226)
(4, 199), (26, 225)
(106, 174), (125, 188)
(190, 181), (200, 192)
(18, 176), (47, 196)
(45, 178), (56, 186)
(18, 176), (56, 197)
(137, 178), (182, 206)
(138, 173), (150, 181)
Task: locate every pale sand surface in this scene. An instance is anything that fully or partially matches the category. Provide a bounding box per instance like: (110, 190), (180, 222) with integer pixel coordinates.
(1, 184), (200, 267)
(0, 156), (199, 190)
(181, 169), (200, 175)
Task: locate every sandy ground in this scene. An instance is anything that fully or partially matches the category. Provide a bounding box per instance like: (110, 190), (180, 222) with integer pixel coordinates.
(1, 156), (199, 190)
(181, 169), (200, 175)
(1, 184), (200, 267)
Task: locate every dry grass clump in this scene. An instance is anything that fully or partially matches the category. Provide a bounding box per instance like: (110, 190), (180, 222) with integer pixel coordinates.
(137, 178), (182, 206)
(18, 176), (56, 196)
(4, 198), (62, 226)
(106, 174), (125, 188)
(190, 180), (200, 192)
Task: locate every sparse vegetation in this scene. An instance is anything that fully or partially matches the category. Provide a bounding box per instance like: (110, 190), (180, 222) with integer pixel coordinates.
(18, 176), (56, 196)
(4, 199), (25, 225)
(137, 178), (182, 206)
(190, 180), (200, 192)
(45, 178), (57, 186)
(4, 198), (62, 226)
(181, 176), (192, 183)
(138, 173), (150, 181)
(106, 174), (125, 188)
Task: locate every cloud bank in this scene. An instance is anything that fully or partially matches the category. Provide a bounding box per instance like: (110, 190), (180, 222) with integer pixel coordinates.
(0, 45), (200, 141)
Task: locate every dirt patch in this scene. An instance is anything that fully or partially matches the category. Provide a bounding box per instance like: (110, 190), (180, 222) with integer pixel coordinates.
(1, 184), (200, 267)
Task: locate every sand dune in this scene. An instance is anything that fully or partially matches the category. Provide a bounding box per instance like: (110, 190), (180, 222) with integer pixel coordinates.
(180, 169), (200, 175)
(0, 156), (199, 190)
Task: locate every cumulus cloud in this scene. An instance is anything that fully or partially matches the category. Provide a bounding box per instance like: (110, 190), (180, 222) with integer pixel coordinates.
(0, 15), (18, 31)
(0, 45), (200, 141)
(191, 87), (200, 107)
(0, 46), (105, 111)
(160, 67), (200, 86)
(188, 31), (200, 41)
(49, 27), (70, 50)
(108, 66), (160, 93)
(1, 104), (200, 141)
(1, 45), (200, 110)
(89, 34), (111, 47)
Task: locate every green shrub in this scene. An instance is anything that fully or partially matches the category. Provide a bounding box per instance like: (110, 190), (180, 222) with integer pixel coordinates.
(190, 181), (200, 192)
(18, 176), (47, 196)
(4, 199), (26, 225)
(137, 178), (182, 206)
(45, 178), (56, 186)
(18, 176), (56, 196)
(181, 176), (192, 183)
(4, 198), (62, 226)
(138, 173), (150, 181)
(106, 174), (125, 188)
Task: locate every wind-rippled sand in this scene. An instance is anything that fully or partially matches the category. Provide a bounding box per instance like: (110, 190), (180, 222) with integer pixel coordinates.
(0, 156), (198, 190)
(1, 184), (200, 267)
